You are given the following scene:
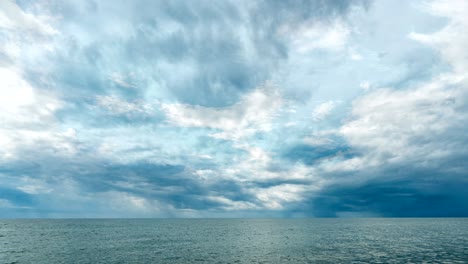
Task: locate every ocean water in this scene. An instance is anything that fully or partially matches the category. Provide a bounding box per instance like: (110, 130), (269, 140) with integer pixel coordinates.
(0, 218), (466, 263)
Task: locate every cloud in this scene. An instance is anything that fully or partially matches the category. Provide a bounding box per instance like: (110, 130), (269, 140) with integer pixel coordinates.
(359, 80), (370, 90)
(254, 183), (311, 210)
(0, 7), (65, 161)
(0, 187), (34, 206)
(340, 0), (468, 169)
(162, 83), (282, 140)
(96, 95), (154, 116)
(283, 143), (351, 166)
(0, 67), (70, 160)
(288, 21), (351, 53)
(308, 176), (468, 217)
(311, 101), (336, 121)
(0, 67), (35, 110)
(306, 0), (468, 216)
(345, 75), (467, 163)
(0, 0), (57, 72)
(408, 0), (468, 73)
(2, 0), (467, 218)
(0, 0), (56, 35)
(108, 73), (137, 89)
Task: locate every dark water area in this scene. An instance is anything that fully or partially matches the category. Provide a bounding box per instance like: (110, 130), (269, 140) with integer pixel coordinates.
(0, 218), (467, 263)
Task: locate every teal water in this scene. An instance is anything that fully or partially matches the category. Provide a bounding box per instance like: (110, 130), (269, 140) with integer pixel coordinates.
(0, 218), (467, 263)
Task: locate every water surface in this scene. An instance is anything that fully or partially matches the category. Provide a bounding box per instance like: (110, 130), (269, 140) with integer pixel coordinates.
(0, 218), (467, 263)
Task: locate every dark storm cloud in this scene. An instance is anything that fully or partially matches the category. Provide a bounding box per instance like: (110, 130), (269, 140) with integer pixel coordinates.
(0, 187), (35, 207)
(308, 175), (468, 217)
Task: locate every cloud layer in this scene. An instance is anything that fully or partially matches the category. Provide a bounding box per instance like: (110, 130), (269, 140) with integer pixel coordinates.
(1, 0), (467, 217)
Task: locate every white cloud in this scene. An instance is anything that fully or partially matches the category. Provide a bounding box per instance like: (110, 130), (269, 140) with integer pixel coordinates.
(287, 21), (351, 53)
(337, 0), (468, 171)
(318, 0), (468, 176)
(194, 169), (216, 180)
(0, 128), (80, 160)
(359, 81), (371, 90)
(253, 184), (315, 210)
(0, 67), (35, 111)
(0, 67), (67, 159)
(312, 101), (336, 121)
(161, 83), (282, 141)
(108, 73), (136, 89)
(196, 154), (213, 160)
(0, 1), (71, 160)
(219, 143), (323, 209)
(0, 0), (56, 35)
(341, 73), (468, 166)
(96, 95), (154, 115)
(15, 177), (56, 195)
(349, 48), (363, 60)
(0, 0), (57, 68)
(409, 0), (468, 73)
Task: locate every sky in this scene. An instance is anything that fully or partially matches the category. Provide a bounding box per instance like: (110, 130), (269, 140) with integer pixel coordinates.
(0, 0), (467, 218)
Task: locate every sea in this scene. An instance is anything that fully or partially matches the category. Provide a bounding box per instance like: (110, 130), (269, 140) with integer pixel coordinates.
(0, 218), (467, 263)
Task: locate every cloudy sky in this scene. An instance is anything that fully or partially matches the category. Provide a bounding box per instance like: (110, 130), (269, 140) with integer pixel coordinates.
(1, 0), (467, 218)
